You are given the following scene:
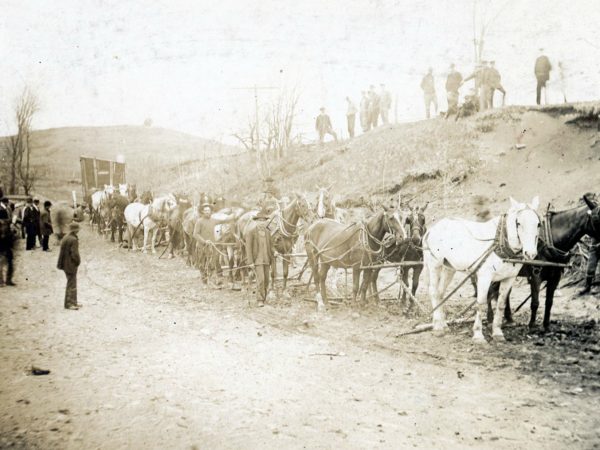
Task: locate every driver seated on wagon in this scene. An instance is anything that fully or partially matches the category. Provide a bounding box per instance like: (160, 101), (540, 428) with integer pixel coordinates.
(259, 176), (281, 213)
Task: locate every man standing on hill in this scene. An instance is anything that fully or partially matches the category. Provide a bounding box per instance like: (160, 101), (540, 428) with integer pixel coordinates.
(57, 222), (81, 310)
(0, 197), (16, 287)
(445, 64), (463, 117)
(315, 107), (338, 144)
(420, 68), (437, 119)
(368, 86), (380, 129)
(534, 48), (552, 105)
(345, 96), (357, 138)
(359, 91), (370, 132)
(487, 61), (506, 108)
(379, 84), (392, 125)
(245, 207), (274, 307)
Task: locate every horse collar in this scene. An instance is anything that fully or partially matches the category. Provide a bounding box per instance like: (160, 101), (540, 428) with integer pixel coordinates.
(494, 214), (522, 259)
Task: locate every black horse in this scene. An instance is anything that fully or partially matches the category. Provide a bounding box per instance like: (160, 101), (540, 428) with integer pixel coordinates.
(370, 206), (426, 311)
(490, 194), (600, 331)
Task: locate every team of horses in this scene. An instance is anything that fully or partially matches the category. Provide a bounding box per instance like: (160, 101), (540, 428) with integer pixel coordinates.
(84, 184), (600, 343)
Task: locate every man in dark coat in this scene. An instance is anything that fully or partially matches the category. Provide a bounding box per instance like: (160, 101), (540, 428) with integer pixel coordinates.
(245, 207), (274, 307)
(57, 222), (81, 309)
(22, 197), (37, 250)
(534, 49), (552, 105)
(0, 197), (16, 286)
(315, 107), (338, 144)
(33, 198), (42, 246)
(40, 200), (53, 251)
(420, 68), (437, 119)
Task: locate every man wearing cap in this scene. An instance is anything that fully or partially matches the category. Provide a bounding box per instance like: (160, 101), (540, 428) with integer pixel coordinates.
(487, 61), (506, 108)
(40, 200), (53, 251)
(315, 107), (338, 144)
(245, 207), (274, 307)
(420, 68), (437, 119)
(22, 197), (38, 250)
(57, 222), (81, 309)
(534, 49), (552, 105)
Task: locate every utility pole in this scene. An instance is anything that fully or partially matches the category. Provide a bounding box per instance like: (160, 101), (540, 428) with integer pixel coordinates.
(233, 84), (279, 178)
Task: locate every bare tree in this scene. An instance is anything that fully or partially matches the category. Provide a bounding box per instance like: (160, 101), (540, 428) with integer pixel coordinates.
(4, 88), (39, 195)
(232, 86), (301, 178)
(472, 0), (513, 63)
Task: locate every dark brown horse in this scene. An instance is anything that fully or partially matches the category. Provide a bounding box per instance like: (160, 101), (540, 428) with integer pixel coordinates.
(268, 194), (312, 294)
(490, 195), (600, 331)
(370, 205), (426, 311)
(305, 207), (405, 311)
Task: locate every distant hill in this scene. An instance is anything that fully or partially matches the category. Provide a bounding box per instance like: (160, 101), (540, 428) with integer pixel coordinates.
(1, 125), (242, 199)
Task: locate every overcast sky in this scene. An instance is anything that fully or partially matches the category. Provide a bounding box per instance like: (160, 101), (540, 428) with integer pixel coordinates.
(2, 0), (599, 143)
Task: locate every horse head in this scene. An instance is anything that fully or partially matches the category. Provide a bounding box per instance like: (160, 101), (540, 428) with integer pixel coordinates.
(507, 196), (540, 260)
(293, 193), (312, 221)
(405, 204), (428, 244)
(582, 193), (600, 239)
(118, 183), (128, 196)
(316, 185), (334, 219)
(381, 205), (406, 244)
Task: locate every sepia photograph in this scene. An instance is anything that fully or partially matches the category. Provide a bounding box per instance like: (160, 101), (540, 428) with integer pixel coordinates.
(1, 0), (600, 448)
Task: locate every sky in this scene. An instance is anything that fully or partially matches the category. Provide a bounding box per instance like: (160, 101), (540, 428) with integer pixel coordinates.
(1, 0), (599, 144)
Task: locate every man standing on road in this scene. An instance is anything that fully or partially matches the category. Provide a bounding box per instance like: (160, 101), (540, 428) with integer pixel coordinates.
(40, 200), (53, 251)
(379, 84), (392, 125)
(22, 197), (37, 250)
(57, 222), (81, 310)
(445, 63), (463, 117)
(420, 68), (438, 119)
(534, 48), (552, 105)
(345, 97), (357, 138)
(0, 197), (16, 287)
(315, 107), (338, 144)
(245, 207), (274, 307)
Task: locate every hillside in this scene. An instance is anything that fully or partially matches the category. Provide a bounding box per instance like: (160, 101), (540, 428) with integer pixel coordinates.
(2, 125), (241, 199)
(162, 102), (600, 219)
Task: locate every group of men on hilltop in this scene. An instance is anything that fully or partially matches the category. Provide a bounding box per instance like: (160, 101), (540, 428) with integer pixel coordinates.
(316, 48), (562, 136)
(315, 84), (392, 144)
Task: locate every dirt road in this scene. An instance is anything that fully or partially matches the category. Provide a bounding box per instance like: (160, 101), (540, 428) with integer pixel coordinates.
(1, 228), (599, 449)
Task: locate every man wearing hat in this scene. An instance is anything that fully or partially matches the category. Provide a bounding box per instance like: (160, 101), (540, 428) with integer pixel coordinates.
(40, 200), (53, 251)
(245, 207), (274, 307)
(445, 63), (463, 117)
(22, 197), (38, 250)
(534, 48), (552, 105)
(260, 177), (281, 213)
(315, 107), (338, 145)
(487, 61), (506, 108)
(0, 196), (16, 286)
(420, 68), (437, 119)
(192, 203), (235, 287)
(0, 196), (11, 221)
(57, 222), (81, 309)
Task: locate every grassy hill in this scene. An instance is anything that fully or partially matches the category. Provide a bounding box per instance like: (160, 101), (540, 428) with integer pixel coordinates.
(1, 125), (241, 199)
(161, 102), (600, 220)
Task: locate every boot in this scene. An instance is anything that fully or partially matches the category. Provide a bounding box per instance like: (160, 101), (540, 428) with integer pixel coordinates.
(578, 276), (594, 296)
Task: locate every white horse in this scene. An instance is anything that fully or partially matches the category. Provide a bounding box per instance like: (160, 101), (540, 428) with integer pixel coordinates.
(90, 185), (114, 231)
(124, 194), (177, 253)
(423, 196), (540, 343)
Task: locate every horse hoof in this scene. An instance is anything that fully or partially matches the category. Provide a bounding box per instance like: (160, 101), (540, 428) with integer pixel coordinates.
(472, 335), (487, 344)
(492, 333), (505, 342)
(432, 328), (447, 337)
(316, 303), (326, 313)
